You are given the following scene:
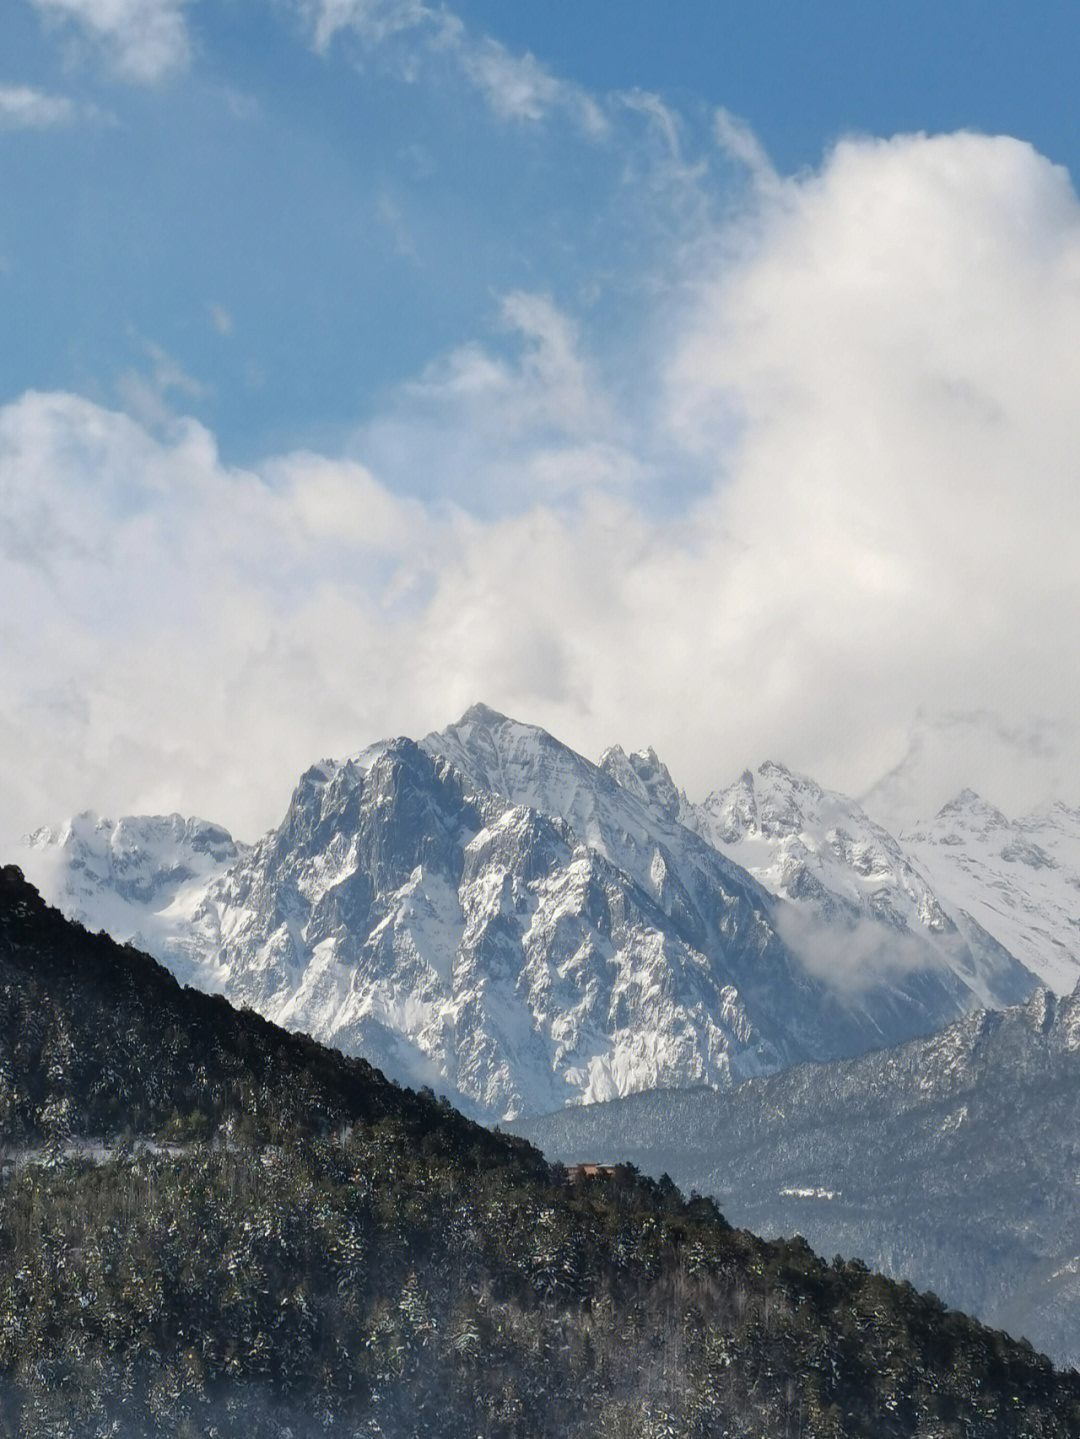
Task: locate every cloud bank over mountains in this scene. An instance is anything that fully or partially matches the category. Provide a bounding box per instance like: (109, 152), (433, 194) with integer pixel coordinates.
(4, 3), (1080, 847)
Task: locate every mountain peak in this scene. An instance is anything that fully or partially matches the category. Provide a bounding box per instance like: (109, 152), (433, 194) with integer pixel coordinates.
(456, 701), (510, 728)
(946, 786), (987, 808)
(598, 742), (680, 818)
(935, 789), (1009, 828)
(19, 710), (1044, 1121)
(860, 710), (1076, 835)
(758, 759), (794, 780)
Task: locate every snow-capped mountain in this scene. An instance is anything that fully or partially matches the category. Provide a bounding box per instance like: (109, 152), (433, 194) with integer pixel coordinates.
(902, 790), (1080, 994)
(420, 708), (1013, 1061)
(516, 984), (1080, 1369)
(17, 706), (1015, 1119)
(860, 709), (1076, 837)
(596, 744), (1035, 1010)
(22, 812), (247, 984)
(680, 760), (1035, 1011)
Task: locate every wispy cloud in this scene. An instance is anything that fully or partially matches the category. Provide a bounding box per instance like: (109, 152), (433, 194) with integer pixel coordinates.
(774, 906), (938, 994)
(115, 336), (210, 429)
(714, 107), (782, 195)
(294, 0), (608, 135)
(207, 303), (234, 337)
(0, 83), (77, 128)
(458, 36), (608, 135)
(302, 0), (439, 53)
(361, 288), (634, 512)
(28, 0), (191, 82)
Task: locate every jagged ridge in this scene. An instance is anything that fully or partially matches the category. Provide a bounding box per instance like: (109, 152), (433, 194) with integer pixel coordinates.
(20, 707), (1042, 1120)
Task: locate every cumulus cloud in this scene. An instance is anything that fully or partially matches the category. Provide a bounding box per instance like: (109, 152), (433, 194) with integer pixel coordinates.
(0, 83), (77, 128)
(359, 290), (641, 511)
(28, 0), (190, 81)
(664, 130), (1080, 797)
(4, 128), (1080, 851)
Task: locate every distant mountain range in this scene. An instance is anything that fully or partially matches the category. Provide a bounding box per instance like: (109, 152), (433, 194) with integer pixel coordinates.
(21, 704), (1069, 1119)
(22, 704), (1080, 1117)
(516, 983), (1080, 1370)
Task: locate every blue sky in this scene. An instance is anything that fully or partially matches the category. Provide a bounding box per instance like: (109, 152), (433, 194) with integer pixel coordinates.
(470, 2), (1080, 171)
(3, 1), (1080, 842)
(6, 1), (1078, 465)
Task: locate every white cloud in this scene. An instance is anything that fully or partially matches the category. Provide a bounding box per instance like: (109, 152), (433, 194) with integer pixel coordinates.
(208, 303), (234, 337)
(4, 130), (1080, 853)
(773, 907), (937, 993)
(426, 291), (601, 434)
(115, 337), (210, 429)
(664, 131), (1080, 793)
(714, 106), (781, 196)
(302, 0), (440, 53)
(29, 0), (190, 81)
(0, 83), (77, 128)
(360, 289), (634, 510)
(459, 37), (608, 136)
(294, 0), (607, 135)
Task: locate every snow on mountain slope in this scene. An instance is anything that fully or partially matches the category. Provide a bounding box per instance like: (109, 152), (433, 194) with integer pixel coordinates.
(425, 707), (1015, 1052)
(515, 985), (1080, 1369)
(177, 736), (794, 1117)
(19, 812), (247, 985)
(902, 791), (1080, 994)
(598, 747), (1036, 1012)
(692, 761), (1036, 1010)
(421, 705), (756, 913)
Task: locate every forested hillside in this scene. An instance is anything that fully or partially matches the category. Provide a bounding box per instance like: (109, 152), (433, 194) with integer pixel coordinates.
(2, 865), (1079, 1438)
(516, 986), (1080, 1367)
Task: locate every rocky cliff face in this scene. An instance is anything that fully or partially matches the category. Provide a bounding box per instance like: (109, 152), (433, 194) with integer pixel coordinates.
(173, 730), (796, 1117)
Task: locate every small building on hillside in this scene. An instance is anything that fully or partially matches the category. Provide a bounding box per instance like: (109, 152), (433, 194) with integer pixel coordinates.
(567, 1162), (630, 1184)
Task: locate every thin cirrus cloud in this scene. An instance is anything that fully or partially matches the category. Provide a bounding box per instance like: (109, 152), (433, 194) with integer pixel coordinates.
(296, 0), (608, 134)
(22, 0), (603, 125)
(26, 0), (191, 82)
(0, 83), (77, 128)
(4, 113), (1080, 848)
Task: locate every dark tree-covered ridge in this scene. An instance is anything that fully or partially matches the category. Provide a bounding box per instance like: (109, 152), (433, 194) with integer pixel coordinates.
(1, 863), (1079, 1438)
